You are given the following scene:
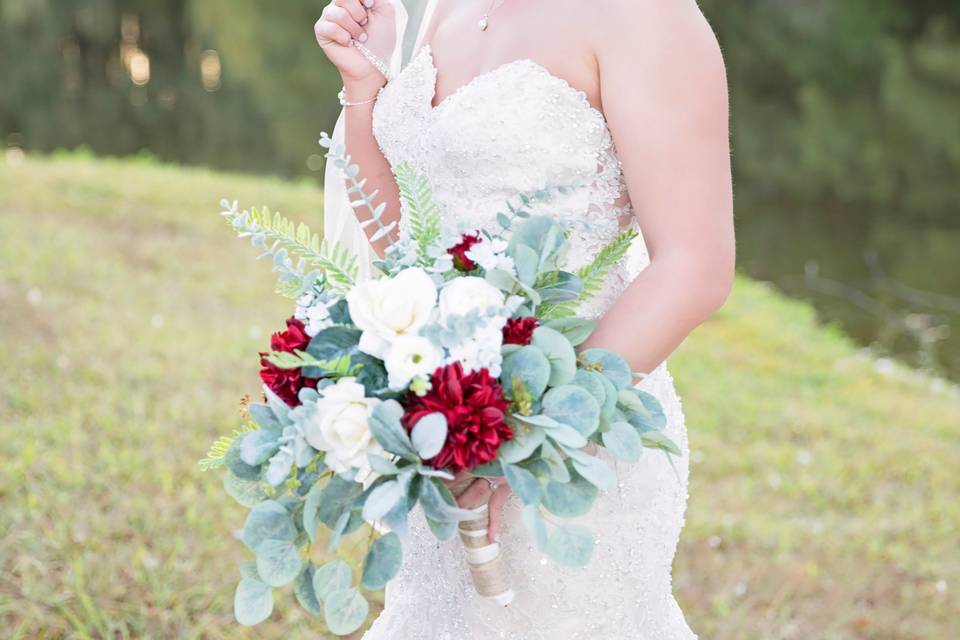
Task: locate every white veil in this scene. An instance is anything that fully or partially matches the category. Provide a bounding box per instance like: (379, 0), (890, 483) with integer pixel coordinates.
(322, 0), (440, 282)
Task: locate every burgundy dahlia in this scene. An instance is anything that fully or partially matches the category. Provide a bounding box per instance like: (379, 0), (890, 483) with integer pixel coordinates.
(402, 363), (513, 472)
(502, 317), (540, 346)
(448, 232), (481, 271)
(259, 318), (317, 406)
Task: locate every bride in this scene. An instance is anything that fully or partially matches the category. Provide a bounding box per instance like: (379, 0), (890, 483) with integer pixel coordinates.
(315, 0), (734, 637)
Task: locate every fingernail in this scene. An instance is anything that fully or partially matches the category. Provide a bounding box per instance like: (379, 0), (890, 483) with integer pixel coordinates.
(363, 0), (375, 8)
(358, 32), (368, 43)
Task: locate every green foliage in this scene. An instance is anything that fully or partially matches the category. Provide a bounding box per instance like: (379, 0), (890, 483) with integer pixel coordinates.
(227, 204), (357, 296)
(539, 229), (638, 320)
(395, 162), (442, 263)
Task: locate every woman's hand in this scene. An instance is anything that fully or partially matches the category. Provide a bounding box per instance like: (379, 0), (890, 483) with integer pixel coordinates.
(445, 472), (513, 544)
(315, 0), (395, 98)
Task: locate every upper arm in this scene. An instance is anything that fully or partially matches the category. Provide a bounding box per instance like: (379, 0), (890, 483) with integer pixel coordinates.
(594, 0), (734, 278)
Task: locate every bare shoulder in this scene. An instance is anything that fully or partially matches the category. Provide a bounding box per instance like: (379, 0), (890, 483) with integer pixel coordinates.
(582, 0), (725, 76)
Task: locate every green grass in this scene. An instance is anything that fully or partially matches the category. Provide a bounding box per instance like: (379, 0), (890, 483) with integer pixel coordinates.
(1, 155), (958, 639)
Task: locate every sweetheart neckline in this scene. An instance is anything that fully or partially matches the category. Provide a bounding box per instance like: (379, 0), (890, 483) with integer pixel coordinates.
(410, 45), (608, 125)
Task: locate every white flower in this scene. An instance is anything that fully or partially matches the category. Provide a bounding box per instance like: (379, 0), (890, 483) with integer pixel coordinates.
(295, 291), (333, 337)
(447, 326), (505, 377)
(347, 267), (437, 359)
(465, 238), (515, 274)
(384, 334), (443, 391)
(438, 276), (505, 323)
(305, 378), (382, 476)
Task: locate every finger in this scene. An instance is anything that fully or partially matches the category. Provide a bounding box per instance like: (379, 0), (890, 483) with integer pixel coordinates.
(333, 0), (369, 26)
(321, 5), (366, 42)
(456, 479), (493, 510)
(486, 483), (512, 544)
(314, 20), (352, 48)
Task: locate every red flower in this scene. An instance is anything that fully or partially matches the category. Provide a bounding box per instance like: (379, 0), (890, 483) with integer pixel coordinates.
(448, 232), (481, 271)
(259, 318), (317, 407)
(402, 363), (513, 473)
(502, 317), (540, 346)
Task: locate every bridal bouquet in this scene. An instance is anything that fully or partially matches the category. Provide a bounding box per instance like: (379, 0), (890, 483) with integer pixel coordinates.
(205, 135), (678, 634)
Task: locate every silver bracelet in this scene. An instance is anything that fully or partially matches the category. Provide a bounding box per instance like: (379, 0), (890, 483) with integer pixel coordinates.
(352, 39), (394, 82)
(338, 87), (380, 107)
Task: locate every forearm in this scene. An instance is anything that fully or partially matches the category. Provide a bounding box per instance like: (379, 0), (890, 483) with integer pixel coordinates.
(341, 83), (400, 257)
(580, 256), (733, 374)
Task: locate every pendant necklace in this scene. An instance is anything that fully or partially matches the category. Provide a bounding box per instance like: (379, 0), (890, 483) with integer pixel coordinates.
(479, 0), (507, 32)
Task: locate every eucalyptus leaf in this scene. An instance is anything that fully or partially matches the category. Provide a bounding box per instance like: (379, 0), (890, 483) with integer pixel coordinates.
(602, 421), (643, 463)
(531, 327), (578, 387)
(324, 588), (369, 636)
(242, 500), (296, 552)
(539, 439), (570, 483)
(513, 244), (540, 287)
(542, 461), (599, 517)
(316, 475), (364, 528)
(501, 345), (552, 400)
(255, 539), (303, 588)
(567, 449), (615, 490)
(326, 510), (352, 553)
(579, 348), (632, 390)
(234, 577), (273, 626)
(544, 523), (595, 567)
(624, 389), (668, 432)
(312, 559), (353, 602)
(536, 272), (583, 304)
(498, 423), (546, 464)
(224, 471), (267, 508)
(522, 504), (549, 550)
(294, 564), (322, 616)
(542, 385), (601, 437)
(545, 318), (597, 346)
(361, 532), (403, 590)
(641, 431), (682, 456)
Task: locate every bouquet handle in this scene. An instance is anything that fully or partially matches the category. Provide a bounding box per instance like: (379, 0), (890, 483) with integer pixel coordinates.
(449, 476), (515, 606)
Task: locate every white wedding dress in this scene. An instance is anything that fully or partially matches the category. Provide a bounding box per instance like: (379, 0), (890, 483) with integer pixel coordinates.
(356, 43), (698, 640)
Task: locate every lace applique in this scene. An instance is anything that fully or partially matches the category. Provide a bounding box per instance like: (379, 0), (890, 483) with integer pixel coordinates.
(364, 45), (694, 640)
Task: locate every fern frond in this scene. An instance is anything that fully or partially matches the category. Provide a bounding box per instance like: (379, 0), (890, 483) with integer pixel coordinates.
(199, 423), (258, 471)
(221, 200), (358, 297)
(538, 228), (638, 320)
(395, 163), (442, 264)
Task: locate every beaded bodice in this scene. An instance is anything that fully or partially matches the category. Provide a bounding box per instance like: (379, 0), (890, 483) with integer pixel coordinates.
(363, 44), (695, 640)
(373, 46), (649, 319)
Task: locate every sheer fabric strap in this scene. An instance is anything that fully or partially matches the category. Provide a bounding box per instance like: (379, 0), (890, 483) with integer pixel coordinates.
(322, 0), (421, 282)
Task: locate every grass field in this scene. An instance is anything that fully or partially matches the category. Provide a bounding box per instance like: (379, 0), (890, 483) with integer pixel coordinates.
(1, 154), (958, 639)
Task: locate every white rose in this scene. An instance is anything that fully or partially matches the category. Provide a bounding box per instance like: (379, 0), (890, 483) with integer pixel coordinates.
(384, 334), (443, 391)
(438, 276), (505, 322)
(347, 268), (437, 359)
(305, 378), (382, 475)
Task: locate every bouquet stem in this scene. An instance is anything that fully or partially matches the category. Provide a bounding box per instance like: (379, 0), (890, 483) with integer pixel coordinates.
(449, 476), (515, 606)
